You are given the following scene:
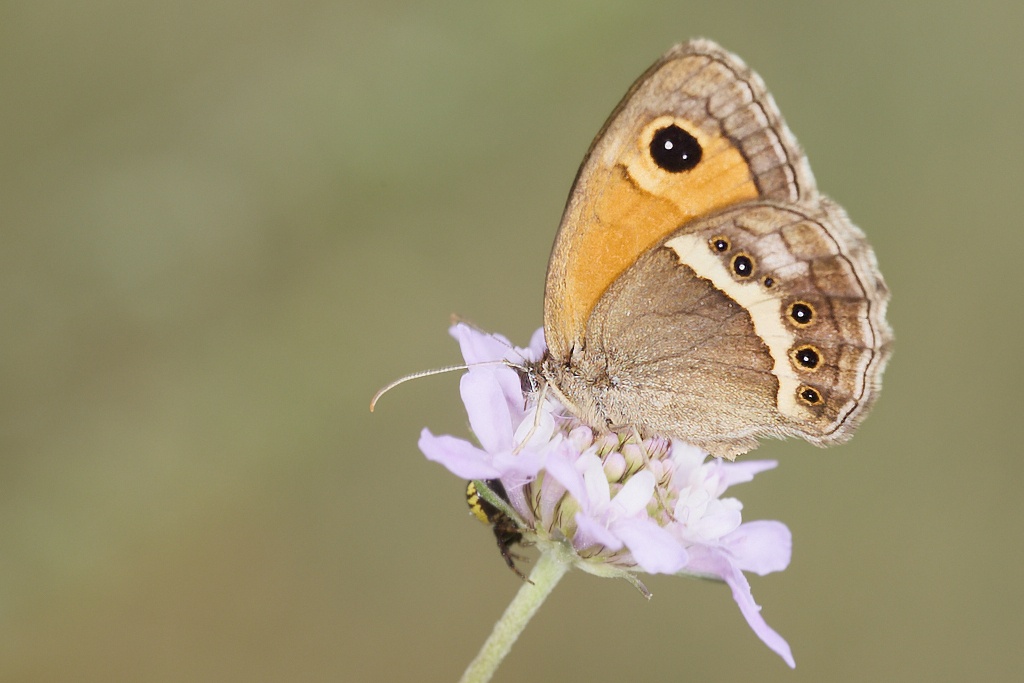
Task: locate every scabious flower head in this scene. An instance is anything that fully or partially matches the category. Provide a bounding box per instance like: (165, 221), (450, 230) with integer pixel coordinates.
(419, 323), (796, 668)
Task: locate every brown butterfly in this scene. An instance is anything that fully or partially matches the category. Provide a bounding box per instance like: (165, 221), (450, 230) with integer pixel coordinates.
(535, 39), (893, 459)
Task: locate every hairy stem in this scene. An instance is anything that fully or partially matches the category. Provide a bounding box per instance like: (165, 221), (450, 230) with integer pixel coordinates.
(459, 547), (570, 683)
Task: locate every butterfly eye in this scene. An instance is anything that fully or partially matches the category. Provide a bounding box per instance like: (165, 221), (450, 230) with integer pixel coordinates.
(649, 125), (702, 172)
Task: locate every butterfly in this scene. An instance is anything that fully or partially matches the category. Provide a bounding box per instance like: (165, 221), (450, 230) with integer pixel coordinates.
(533, 39), (892, 458)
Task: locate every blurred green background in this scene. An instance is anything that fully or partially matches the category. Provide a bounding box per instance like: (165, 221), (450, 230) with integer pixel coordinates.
(2, 1), (1022, 681)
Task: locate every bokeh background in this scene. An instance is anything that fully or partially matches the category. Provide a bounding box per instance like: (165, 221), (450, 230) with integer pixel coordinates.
(3, 1), (1022, 681)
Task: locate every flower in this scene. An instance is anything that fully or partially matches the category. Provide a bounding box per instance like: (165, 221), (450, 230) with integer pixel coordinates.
(418, 323), (796, 668)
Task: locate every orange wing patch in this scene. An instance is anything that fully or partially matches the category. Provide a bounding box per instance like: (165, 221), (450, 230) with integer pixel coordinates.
(547, 119), (758, 357)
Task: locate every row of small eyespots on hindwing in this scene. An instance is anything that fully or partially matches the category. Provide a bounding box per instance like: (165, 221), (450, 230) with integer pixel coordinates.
(707, 233), (824, 409)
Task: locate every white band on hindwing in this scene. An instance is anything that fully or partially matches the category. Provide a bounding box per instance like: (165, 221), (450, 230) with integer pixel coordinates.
(663, 233), (801, 420)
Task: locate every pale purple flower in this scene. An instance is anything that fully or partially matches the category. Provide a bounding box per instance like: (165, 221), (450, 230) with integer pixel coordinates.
(418, 323), (796, 668)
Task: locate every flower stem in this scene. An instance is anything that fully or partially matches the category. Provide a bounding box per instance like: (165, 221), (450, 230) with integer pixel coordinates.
(459, 547), (570, 683)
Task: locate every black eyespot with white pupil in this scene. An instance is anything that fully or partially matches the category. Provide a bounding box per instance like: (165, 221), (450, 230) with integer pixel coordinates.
(799, 386), (823, 405)
(793, 345), (820, 369)
(731, 254), (754, 278)
(650, 125), (702, 172)
(710, 236), (730, 252)
(789, 302), (814, 326)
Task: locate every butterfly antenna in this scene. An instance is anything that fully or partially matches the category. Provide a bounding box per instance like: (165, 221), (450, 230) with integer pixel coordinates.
(370, 365), (467, 412)
(370, 360), (507, 412)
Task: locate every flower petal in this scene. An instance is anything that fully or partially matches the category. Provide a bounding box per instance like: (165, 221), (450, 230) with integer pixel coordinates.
(722, 520), (792, 576)
(680, 547), (795, 668)
(502, 484), (536, 525)
(686, 497), (743, 540)
(451, 323), (513, 365)
(492, 444), (549, 487)
(670, 440), (709, 470)
(612, 517), (689, 574)
(718, 459), (778, 490)
(544, 443), (588, 503)
(460, 370), (516, 453)
(720, 559), (795, 668)
(581, 455), (612, 509)
(526, 327), (547, 360)
(610, 470), (655, 517)
(512, 400), (557, 450)
(574, 511), (624, 551)
(417, 429), (501, 479)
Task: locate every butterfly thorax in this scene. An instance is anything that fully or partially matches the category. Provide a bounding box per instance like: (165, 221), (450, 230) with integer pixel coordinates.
(535, 349), (624, 437)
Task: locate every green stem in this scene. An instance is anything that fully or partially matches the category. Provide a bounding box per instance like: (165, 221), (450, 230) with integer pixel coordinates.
(459, 547), (570, 683)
